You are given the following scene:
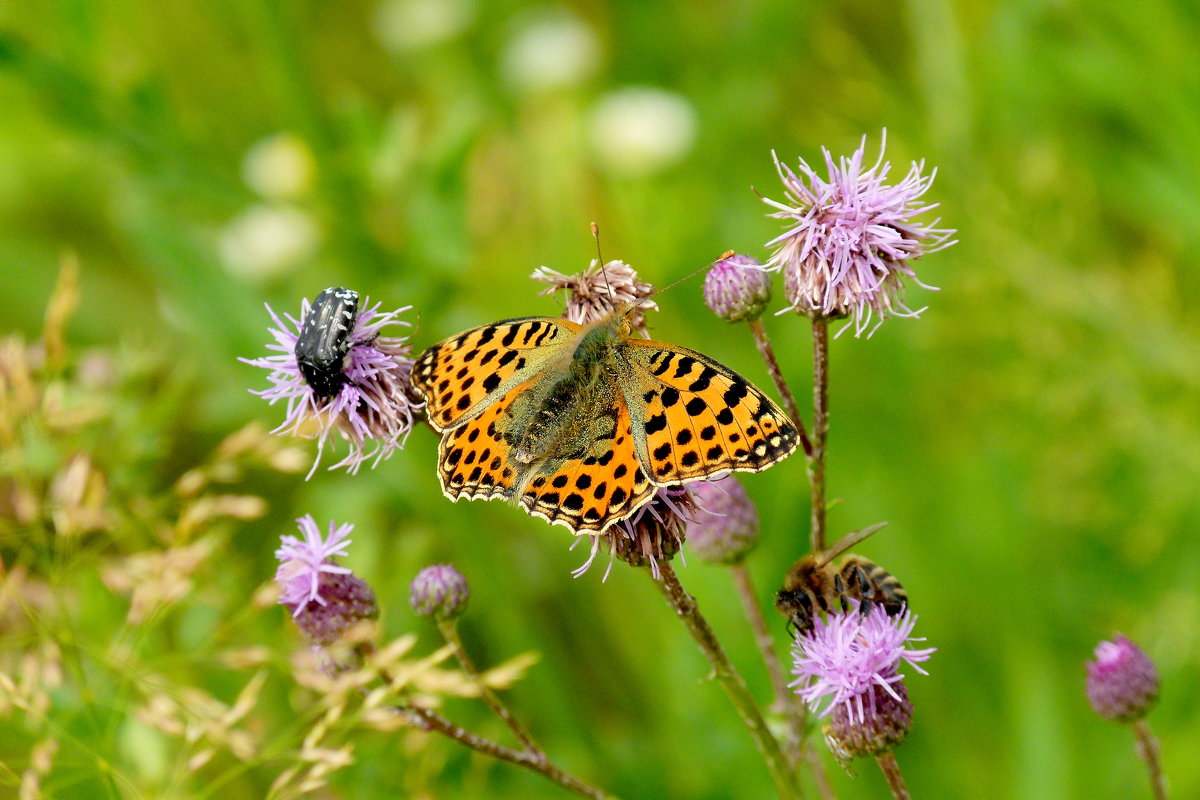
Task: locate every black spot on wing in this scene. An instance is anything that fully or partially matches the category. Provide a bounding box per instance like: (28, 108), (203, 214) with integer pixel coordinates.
(672, 356), (696, 379)
(723, 382), (749, 407)
(689, 367), (717, 392)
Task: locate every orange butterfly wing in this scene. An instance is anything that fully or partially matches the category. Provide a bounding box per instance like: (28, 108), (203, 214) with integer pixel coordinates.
(517, 395), (656, 532)
(412, 317), (579, 431)
(434, 379), (530, 502)
(622, 340), (799, 484)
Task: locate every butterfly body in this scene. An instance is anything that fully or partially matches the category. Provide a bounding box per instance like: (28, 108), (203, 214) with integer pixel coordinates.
(413, 313), (798, 534)
(504, 318), (623, 466)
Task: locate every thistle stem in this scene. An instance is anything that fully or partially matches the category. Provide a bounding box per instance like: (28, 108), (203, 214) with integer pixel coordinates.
(1132, 719), (1168, 800)
(730, 563), (805, 764)
(655, 563), (804, 800)
(875, 751), (911, 800)
(809, 319), (830, 553)
(359, 643), (614, 800)
(402, 704), (614, 800)
(747, 318), (813, 458)
(437, 619), (541, 757)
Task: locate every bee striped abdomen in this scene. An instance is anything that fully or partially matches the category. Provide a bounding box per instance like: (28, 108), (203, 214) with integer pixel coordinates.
(840, 555), (907, 615)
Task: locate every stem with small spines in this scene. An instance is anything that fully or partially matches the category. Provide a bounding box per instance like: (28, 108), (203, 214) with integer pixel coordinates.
(1132, 719), (1168, 800)
(875, 751), (911, 800)
(356, 642), (615, 800)
(730, 563), (806, 765)
(809, 319), (830, 553)
(437, 619), (541, 756)
(747, 318), (813, 458)
(654, 563), (804, 800)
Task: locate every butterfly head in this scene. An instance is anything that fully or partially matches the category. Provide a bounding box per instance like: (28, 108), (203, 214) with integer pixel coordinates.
(613, 307), (637, 338)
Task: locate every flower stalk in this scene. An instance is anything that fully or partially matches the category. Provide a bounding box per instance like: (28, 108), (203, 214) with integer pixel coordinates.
(1132, 719), (1168, 800)
(655, 563), (804, 800)
(747, 318), (812, 458)
(730, 563), (806, 764)
(404, 704), (612, 799)
(358, 642), (615, 800)
(875, 751), (911, 800)
(809, 319), (830, 553)
(437, 618), (541, 757)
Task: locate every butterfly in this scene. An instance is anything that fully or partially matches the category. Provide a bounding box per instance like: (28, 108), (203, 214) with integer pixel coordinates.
(411, 312), (799, 534)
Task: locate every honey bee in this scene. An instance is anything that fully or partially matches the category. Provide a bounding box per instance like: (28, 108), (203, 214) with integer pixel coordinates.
(775, 538), (908, 637)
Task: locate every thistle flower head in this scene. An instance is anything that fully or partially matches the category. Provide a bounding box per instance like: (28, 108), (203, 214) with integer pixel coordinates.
(275, 515), (377, 644)
(825, 679), (913, 761)
(685, 476), (759, 564)
(1086, 634), (1160, 722)
(532, 259), (658, 334)
(410, 564), (470, 621)
(762, 132), (955, 336)
(570, 486), (697, 581)
(241, 292), (421, 478)
(791, 604), (934, 759)
(703, 252), (772, 323)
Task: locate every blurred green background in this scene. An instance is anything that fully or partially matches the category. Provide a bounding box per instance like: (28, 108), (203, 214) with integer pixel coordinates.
(2, 0), (1198, 798)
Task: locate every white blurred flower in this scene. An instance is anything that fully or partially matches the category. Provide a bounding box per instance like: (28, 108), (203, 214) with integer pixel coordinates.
(241, 133), (316, 200)
(375, 0), (474, 53)
(501, 11), (600, 93)
(219, 206), (320, 281)
(589, 87), (697, 176)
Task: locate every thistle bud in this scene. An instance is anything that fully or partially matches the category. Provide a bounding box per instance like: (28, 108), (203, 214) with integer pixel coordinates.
(410, 564), (470, 621)
(1086, 635), (1160, 722)
(685, 477), (759, 564)
(703, 252), (772, 322)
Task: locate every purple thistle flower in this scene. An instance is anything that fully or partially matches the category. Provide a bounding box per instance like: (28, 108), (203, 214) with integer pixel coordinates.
(703, 252), (772, 323)
(532, 259), (658, 334)
(1086, 634), (1160, 722)
(790, 603), (934, 757)
(275, 515), (355, 611)
(685, 476), (759, 564)
(275, 516), (377, 643)
(241, 293), (421, 478)
(762, 131), (956, 337)
(410, 564), (470, 621)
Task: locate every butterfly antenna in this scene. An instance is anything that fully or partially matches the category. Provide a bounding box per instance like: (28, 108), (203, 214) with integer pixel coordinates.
(657, 250), (729, 297)
(647, 250), (733, 301)
(592, 221), (618, 313)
